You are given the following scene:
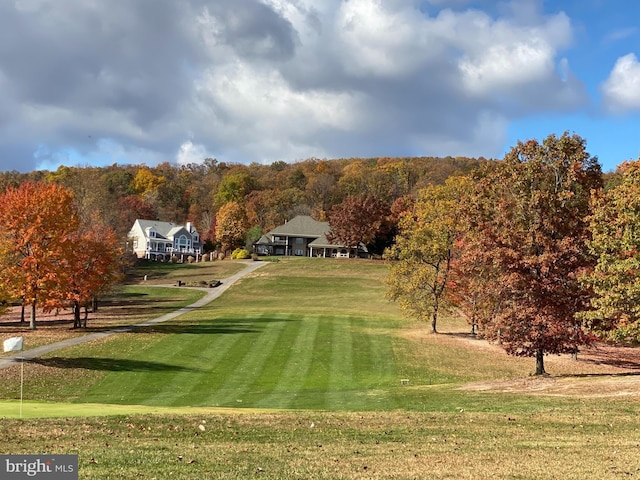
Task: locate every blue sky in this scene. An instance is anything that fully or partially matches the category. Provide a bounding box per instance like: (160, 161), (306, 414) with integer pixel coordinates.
(0, 0), (639, 173)
(504, 0), (640, 170)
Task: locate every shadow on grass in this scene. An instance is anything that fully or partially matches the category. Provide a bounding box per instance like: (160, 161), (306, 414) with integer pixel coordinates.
(561, 355), (640, 374)
(557, 371), (640, 378)
(132, 317), (293, 335)
(0, 319), (72, 328)
(442, 332), (483, 340)
(27, 357), (199, 372)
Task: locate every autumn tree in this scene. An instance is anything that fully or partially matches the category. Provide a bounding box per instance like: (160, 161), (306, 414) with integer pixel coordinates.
(132, 167), (166, 201)
(245, 188), (307, 232)
(448, 236), (502, 335)
(117, 195), (157, 231)
(214, 170), (256, 207)
(460, 133), (602, 374)
(580, 160), (640, 341)
(61, 219), (124, 328)
(385, 177), (470, 333)
(327, 195), (391, 253)
(215, 201), (249, 254)
(0, 182), (80, 329)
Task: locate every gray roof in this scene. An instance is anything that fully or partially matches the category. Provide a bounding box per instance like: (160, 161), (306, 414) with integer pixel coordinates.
(136, 219), (190, 240)
(255, 234), (272, 245)
(308, 233), (343, 248)
(267, 215), (329, 238)
(309, 234), (368, 252)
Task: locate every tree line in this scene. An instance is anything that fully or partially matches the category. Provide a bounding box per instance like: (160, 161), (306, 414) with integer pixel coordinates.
(386, 132), (638, 375)
(0, 155), (483, 254)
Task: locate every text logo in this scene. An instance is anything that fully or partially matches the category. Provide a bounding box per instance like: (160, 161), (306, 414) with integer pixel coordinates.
(0, 455), (78, 479)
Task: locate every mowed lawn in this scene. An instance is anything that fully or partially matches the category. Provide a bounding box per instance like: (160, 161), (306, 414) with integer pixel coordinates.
(1, 257), (533, 412)
(4, 259), (640, 479)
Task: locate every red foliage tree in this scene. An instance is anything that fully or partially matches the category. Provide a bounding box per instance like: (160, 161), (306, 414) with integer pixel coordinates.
(458, 133), (602, 374)
(327, 195), (391, 252)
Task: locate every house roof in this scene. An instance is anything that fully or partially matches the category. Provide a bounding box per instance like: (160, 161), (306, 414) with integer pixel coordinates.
(309, 234), (368, 252)
(267, 215), (329, 238)
(134, 219), (194, 241)
(255, 234), (272, 245)
(308, 233), (343, 248)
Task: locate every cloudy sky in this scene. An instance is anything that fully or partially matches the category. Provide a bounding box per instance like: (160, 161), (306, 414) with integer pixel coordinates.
(1, 0), (639, 173)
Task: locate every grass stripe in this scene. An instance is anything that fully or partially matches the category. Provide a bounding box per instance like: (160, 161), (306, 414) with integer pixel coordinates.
(142, 329), (244, 407)
(325, 316), (356, 409)
(254, 314), (319, 409)
(298, 315), (334, 409)
(205, 314), (289, 407)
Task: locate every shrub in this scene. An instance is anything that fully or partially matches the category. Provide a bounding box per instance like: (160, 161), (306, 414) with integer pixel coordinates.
(231, 248), (251, 259)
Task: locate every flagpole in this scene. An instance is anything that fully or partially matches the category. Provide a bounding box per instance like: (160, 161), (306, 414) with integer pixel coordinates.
(19, 355), (23, 418)
(3, 336), (24, 419)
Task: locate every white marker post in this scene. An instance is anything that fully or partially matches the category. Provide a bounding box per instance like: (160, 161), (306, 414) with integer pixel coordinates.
(3, 337), (24, 418)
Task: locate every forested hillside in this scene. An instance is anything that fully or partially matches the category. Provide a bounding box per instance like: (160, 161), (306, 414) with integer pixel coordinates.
(0, 156), (485, 250)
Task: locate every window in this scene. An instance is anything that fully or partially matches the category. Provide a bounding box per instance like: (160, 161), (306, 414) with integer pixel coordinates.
(295, 237), (304, 244)
(177, 234), (189, 251)
(294, 249), (304, 256)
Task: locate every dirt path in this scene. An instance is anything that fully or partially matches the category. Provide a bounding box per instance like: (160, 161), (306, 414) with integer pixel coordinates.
(0, 260), (267, 370)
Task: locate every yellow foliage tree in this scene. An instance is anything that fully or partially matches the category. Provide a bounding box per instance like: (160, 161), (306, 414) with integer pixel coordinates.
(385, 176), (471, 333)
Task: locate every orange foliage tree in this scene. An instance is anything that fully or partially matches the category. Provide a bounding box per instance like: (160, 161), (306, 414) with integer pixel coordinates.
(327, 195), (391, 254)
(0, 182), (79, 329)
(215, 201), (249, 254)
(0, 182), (124, 329)
(63, 219), (124, 328)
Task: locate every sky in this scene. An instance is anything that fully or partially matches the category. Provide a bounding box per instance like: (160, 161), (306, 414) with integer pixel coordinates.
(1, 0), (639, 173)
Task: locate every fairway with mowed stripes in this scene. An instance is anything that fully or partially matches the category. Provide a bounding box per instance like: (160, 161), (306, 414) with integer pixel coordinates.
(76, 259), (410, 411)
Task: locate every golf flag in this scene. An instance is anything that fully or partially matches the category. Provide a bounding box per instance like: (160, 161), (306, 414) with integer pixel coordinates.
(3, 336), (23, 352)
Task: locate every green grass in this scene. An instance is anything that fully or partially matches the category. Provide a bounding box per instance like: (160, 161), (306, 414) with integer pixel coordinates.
(2, 409), (640, 479)
(2, 257), (639, 478)
(125, 259), (245, 285)
(0, 258), (539, 411)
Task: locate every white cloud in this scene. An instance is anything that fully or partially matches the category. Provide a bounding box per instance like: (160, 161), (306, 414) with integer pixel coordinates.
(176, 140), (211, 166)
(0, 0), (591, 171)
(456, 10), (573, 95)
(601, 53), (640, 113)
(191, 60), (365, 161)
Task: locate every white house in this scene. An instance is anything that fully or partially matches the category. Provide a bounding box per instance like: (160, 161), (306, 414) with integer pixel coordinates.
(129, 219), (202, 261)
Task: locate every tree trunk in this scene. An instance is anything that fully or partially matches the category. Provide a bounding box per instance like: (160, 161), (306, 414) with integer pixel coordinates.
(92, 296), (98, 312)
(431, 304), (438, 334)
(535, 349), (545, 375)
(73, 301), (81, 329)
(29, 301), (37, 330)
(20, 300), (25, 323)
(83, 304), (89, 328)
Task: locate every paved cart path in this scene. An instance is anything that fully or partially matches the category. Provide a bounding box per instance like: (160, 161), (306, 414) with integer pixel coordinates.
(0, 261), (267, 370)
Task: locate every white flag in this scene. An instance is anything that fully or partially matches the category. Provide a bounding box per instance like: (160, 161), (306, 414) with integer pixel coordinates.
(3, 336), (23, 352)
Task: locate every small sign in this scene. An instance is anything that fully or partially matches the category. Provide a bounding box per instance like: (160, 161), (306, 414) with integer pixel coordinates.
(0, 455), (78, 479)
